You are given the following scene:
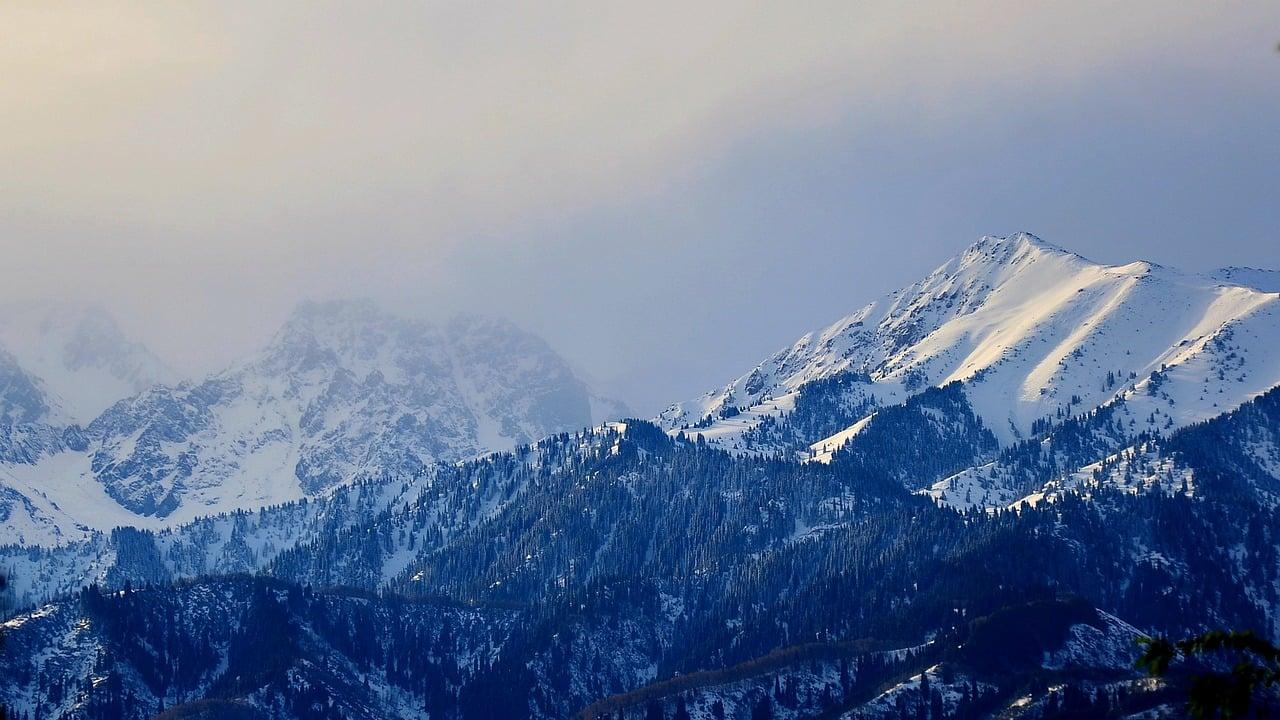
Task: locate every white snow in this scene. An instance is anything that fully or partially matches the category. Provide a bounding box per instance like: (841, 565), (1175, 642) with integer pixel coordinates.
(0, 301), (172, 424)
(0, 453), (158, 545)
(1211, 266), (1280, 293)
(0, 302), (608, 546)
(808, 413), (876, 464)
(659, 234), (1280, 512)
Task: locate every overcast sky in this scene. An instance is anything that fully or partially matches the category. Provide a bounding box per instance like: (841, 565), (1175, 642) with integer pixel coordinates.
(2, 1), (1277, 413)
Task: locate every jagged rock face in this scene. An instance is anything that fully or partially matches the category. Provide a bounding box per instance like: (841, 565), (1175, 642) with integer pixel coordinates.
(0, 349), (87, 469)
(445, 313), (594, 444)
(0, 304), (171, 494)
(78, 300), (596, 519)
(0, 350), (57, 426)
(0, 300), (614, 546)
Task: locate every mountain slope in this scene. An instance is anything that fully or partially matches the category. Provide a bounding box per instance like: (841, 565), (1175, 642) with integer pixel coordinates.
(0, 348), (89, 476)
(7, 417), (1279, 717)
(582, 599), (1158, 720)
(0, 302), (172, 424)
(4, 369), (1280, 717)
(0, 577), (518, 720)
(660, 234), (1280, 488)
(0, 349), (62, 428)
(1212, 266), (1280, 293)
(929, 382), (1280, 514)
(0, 301), (611, 545)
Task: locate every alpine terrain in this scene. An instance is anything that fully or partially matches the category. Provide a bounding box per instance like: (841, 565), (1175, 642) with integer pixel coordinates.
(3, 234), (1279, 720)
(0, 300), (622, 546)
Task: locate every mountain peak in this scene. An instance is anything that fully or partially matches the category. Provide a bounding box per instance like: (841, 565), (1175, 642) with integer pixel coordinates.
(279, 298), (399, 342)
(262, 299), (427, 376)
(22, 301), (609, 533)
(661, 232), (1280, 456)
(959, 232), (1082, 268)
(976, 231), (1052, 249)
(0, 301), (171, 423)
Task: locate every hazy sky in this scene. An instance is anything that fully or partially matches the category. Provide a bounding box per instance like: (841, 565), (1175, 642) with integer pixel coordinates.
(2, 2), (1277, 413)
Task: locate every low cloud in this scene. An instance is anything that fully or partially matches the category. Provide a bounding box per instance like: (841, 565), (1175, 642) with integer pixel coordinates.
(1, 1), (1275, 408)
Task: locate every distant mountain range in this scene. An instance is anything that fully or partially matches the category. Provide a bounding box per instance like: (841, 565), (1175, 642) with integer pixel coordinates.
(2, 234), (1278, 720)
(0, 302), (172, 426)
(0, 299), (626, 545)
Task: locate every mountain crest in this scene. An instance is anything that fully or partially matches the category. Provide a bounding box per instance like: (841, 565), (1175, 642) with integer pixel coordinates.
(961, 231), (1072, 262)
(661, 232), (1280, 463)
(0, 300), (617, 543)
(0, 301), (171, 424)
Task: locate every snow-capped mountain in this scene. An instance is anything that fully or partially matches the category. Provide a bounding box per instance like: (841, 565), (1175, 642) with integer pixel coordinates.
(0, 302), (172, 425)
(0, 300), (616, 545)
(4, 234), (1279, 720)
(660, 233), (1280, 470)
(7, 408), (1273, 718)
(0, 349), (60, 428)
(0, 347), (90, 472)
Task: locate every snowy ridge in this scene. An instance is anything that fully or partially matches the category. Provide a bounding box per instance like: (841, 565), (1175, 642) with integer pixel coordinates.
(0, 301), (607, 546)
(0, 471), (427, 606)
(1212, 266), (1280, 293)
(925, 381), (1280, 512)
(0, 349), (64, 427)
(0, 423), (629, 606)
(0, 302), (172, 424)
(1044, 610), (1147, 672)
(660, 233), (1280, 470)
(1009, 444), (1197, 512)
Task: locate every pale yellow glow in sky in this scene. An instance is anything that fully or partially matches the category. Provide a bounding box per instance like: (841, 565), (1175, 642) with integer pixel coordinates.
(0, 1), (1274, 406)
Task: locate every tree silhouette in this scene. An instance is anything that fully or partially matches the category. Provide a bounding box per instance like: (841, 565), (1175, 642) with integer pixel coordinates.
(1138, 630), (1280, 719)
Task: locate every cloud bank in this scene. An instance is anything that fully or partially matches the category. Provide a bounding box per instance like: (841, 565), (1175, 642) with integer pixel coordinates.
(1, 1), (1276, 410)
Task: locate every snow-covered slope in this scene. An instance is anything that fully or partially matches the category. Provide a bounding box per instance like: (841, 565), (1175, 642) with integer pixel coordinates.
(1212, 266), (1280, 293)
(0, 349), (62, 427)
(0, 347), (88, 475)
(0, 302), (172, 424)
(0, 576), (520, 720)
(843, 606), (1147, 720)
(926, 382), (1280, 512)
(0, 300), (604, 545)
(660, 233), (1280, 460)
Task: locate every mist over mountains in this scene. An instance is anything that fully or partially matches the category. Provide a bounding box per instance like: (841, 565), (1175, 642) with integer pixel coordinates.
(1, 233), (1279, 719)
(3, 1), (1276, 716)
(0, 300), (624, 545)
